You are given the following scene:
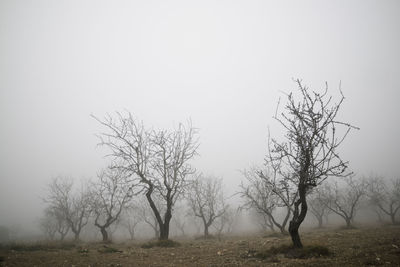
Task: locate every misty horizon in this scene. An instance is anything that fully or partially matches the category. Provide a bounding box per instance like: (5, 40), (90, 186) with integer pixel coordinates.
(1, 0), (400, 238)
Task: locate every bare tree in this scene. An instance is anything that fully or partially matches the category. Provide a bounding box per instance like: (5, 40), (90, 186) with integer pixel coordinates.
(323, 177), (366, 228)
(121, 204), (142, 240)
(252, 210), (275, 232)
(93, 112), (199, 240)
(44, 177), (91, 241)
(172, 203), (188, 237)
(239, 168), (295, 234)
(308, 185), (331, 228)
(0, 226), (10, 244)
(68, 185), (92, 241)
(187, 174), (228, 238)
(265, 79), (358, 248)
(39, 208), (59, 241)
(367, 177), (400, 224)
(149, 125), (198, 240)
(46, 207), (70, 241)
(90, 166), (135, 242)
(213, 206), (236, 240)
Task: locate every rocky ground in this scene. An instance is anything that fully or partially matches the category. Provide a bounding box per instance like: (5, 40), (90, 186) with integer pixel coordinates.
(1, 225), (399, 266)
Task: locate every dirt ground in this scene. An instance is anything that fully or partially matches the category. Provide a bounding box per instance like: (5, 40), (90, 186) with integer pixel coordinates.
(1, 225), (399, 266)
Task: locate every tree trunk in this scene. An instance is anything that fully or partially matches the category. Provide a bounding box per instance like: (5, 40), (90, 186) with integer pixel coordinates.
(345, 218), (352, 228)
(60, 231), (68, 241)
(268, 217), (275, 232)
(204, 225), (209, 238)
(390, 213), (396, 225)
(159, 210), (171, 240)
(159, 223), (169, 240)
(146, 187), (167, 240)
(375, 209), (383, 223)
(159, 201), (173, 240)
(100, 227), (109, 242)
(71, 228), (80, 242)
(317, 216), (323, 228)
(278, 225), (287, 235)
(289, 184), (308, 248)
(289, 221), (302, 248)
(129, 228), (135, 240)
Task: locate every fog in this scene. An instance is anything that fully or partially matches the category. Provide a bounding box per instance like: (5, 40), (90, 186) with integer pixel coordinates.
(1, 0), (400, 238)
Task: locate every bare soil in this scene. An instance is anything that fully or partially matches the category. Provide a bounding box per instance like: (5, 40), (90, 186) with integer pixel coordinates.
(1, 225), (399, 266)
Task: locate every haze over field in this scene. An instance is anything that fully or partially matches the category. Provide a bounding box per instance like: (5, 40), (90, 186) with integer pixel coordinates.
(1, 0), (399, 234)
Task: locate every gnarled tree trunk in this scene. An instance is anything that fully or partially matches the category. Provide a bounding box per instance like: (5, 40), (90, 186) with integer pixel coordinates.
(288, 184), (308, 248)
(100, 227), (109, 242)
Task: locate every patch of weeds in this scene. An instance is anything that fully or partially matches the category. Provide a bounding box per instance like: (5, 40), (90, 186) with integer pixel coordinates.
(141, 239), (180, 249)
(97, 246), (123, 253)
(77, 247), (89, 254)
(240, 249), (257, 258)
(244, 244), (331, 261)
(286, 245), (331, 259)
(4, 243), (45, 252)
(2, 241), (76, 252)
(56, 242), (76, 250)
(241, 249), (282, 263)
(263, 232), (287, 238)
(364, 258), (384, 266)
(256, 244), (293, 259)
(194, 234), (216, 240)
(140, 242), (153, 249)
(338, 225), (357, 230)
(267, 255), (281, 263)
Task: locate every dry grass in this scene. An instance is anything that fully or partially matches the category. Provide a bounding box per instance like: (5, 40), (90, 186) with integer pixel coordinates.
(141, 239), (181, 249)
(0, 225), (399, 266)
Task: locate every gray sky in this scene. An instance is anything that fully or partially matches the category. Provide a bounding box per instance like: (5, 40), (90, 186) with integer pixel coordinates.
(1, 0), (399, 230)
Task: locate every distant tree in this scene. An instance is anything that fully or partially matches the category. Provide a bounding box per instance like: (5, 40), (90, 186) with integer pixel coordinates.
(308, 185), (332, 228)
(44, 177), (91, 241)
(323, 177), (367, 228)
(239, 168), (295, 234)
(172, 203), (188, 237)
(39, 212), (57, 241)
(187, 175), (228, 238)
(213, 206), (236, 240)
(68, 185), (92, 241)
(0, 226), (10, 244)
(264, 79), (358, 248)
(41, 207), (70, 241)
(367, 177), (400, 224)
(108, 217), (123, 241)
(370, 205), (386, 224)
(121, 204), (142, 240)
(91, 166), (135, 242)
(187, 216), (202, 236)
(93, 112), (199, 240)
(252, 210), (275, 232)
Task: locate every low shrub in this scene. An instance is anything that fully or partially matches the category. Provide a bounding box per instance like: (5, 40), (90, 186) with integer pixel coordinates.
(245, 244), (331, 260)
(141, 239), (180, 249)
(97, 246), (122, 253)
